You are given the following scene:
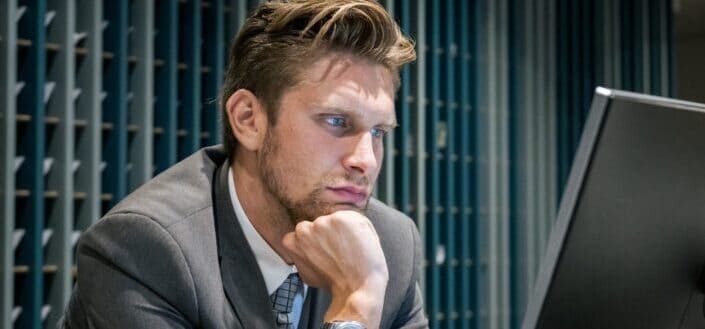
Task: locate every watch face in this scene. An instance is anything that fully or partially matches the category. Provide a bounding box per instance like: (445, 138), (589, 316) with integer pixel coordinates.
(328, 321), (367, 329)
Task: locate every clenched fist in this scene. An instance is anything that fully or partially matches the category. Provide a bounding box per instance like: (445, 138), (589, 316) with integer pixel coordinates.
(282, 210), (388, 329)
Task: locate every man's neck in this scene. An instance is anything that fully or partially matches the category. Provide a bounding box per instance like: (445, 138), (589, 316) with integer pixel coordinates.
(230, 155), (295, 264)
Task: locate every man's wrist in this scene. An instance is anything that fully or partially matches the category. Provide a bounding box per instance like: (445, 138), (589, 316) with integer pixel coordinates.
(324, 280), (387, 329)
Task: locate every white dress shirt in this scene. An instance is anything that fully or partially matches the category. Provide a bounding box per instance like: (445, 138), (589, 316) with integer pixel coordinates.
(228, 168), (307, 327)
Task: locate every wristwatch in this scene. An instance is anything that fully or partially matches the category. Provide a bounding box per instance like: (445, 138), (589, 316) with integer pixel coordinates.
(321, 320), (367, 329)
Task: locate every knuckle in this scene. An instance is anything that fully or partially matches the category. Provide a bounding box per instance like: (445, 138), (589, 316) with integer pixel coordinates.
(313, 215), (331, 229)
(295, 221), (312, 235)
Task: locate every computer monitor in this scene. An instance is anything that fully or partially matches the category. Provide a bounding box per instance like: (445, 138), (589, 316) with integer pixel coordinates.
(521, 87), (705, 329)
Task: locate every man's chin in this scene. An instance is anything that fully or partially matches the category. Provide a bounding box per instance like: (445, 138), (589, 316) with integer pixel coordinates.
(290, 202), (367, 223)
(328, 203), (366, 214)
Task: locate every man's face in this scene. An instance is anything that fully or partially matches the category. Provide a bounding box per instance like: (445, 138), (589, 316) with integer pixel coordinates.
(256, 53), (396, 223)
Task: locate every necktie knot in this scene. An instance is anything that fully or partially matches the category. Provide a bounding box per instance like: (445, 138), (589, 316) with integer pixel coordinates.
(271, 273), (302, 328)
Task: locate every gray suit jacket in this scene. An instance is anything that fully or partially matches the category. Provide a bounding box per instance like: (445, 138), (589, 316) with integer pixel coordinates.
(61, 145), (428, 329)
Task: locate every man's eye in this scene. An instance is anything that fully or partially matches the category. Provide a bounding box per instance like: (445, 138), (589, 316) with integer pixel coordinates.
(371, 127), (388, 138)
(325, 117), (347, 128)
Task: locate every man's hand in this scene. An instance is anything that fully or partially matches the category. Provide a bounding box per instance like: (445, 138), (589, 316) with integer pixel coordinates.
(282, 210), (388, 329)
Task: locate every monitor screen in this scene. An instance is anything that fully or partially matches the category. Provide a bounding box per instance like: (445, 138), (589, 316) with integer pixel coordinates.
(521, 87), (705, 329)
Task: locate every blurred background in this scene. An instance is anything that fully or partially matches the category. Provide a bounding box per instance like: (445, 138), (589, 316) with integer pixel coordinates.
(1, 0), (704, 328)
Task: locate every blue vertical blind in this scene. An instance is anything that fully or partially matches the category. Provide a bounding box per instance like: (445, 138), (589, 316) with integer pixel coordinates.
(0, 1), (672, 329)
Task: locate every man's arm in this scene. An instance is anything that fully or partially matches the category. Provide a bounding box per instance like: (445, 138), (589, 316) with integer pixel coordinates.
(390, 222), (428, 329)
(70, 213), (197, 329)
(282, 210), (388, 329)
(282, 210), (430, 329)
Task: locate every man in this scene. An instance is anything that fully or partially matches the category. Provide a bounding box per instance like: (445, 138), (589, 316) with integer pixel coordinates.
(60, 1), (427, 328)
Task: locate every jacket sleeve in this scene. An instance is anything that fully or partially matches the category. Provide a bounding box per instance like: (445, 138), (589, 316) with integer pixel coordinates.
(70, 212), (198, 329)
(391, 220), (429, 329)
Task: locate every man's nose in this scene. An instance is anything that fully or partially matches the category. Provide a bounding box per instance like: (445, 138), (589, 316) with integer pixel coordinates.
(342, 132), (379, 175)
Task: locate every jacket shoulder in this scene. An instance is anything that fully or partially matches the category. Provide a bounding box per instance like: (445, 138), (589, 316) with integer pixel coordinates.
(106, 145), (227, 228)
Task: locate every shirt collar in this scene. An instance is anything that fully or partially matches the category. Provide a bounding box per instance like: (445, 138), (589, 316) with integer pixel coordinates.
(228, 167), (296, 295)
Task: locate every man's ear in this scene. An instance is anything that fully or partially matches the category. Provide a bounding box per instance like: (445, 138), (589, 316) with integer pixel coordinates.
(225, 89), (268, 151)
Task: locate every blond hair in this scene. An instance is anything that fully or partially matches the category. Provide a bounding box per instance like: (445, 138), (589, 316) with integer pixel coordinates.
(220, 0), (416, 155)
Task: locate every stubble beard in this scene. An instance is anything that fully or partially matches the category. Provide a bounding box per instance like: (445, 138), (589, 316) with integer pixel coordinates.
(257, 129), (370, 225)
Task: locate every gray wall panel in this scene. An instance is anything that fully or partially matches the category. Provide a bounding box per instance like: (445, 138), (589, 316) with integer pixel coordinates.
(128, 0), (154, 190)
(475, 0), (512, 327)
(44, 1), (76, 327)
(1, 2), (18, 328)
(74, 0), (103, 230)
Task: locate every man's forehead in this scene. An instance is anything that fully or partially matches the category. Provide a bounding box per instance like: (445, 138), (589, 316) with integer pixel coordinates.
(297, 53), (394, 88)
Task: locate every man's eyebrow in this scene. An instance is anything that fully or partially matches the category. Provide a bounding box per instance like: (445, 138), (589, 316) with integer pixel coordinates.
(317, 106), (398, 127)
(378, 122), (399, 129)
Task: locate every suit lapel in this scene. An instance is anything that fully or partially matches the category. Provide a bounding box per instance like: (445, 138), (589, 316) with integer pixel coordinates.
(213, 161), (278, 329)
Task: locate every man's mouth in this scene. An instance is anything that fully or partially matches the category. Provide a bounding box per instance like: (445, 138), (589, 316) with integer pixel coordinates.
(325, 186), (369, 205)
